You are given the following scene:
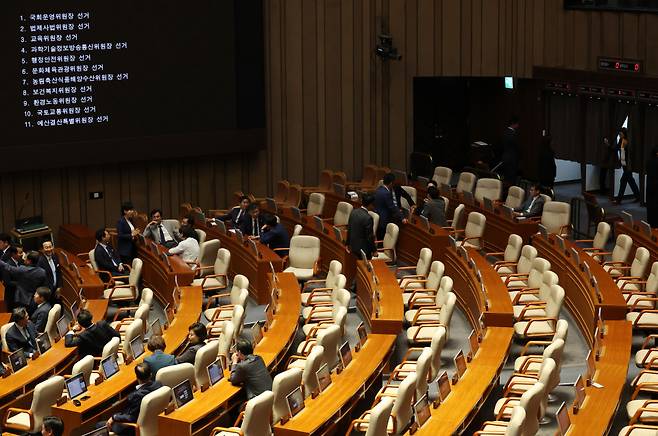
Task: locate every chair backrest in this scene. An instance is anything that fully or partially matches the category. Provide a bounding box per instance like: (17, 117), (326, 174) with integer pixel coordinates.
(233, 274), (250, 294)
(537, 358), (558, 406)
(334, 202), (354, 227)
(332, 306), (348, 337)
(302, 345), (325, 398)
(365, 397), (395, 436)
(0, 322), (12, 353)
(136, 386), (173, 436)
(319, 170), (334, 190)
(441, 196), (450, 213)
(293, 224), (303, 236)
(129, 257), (143, 287)
(331, 288), (351, 309)
(474, 178), (502, 202)
(45, 304), (62, 344)
(518, 381), (545, 435)
(439, 293), (457, 339)
(156, 363), (195, 389)
(540, 194), (552, 204)
(612, 234), (634, 263)
(29, 375), (65, 432)
(505, 186), (526, 209)
(540, 201), (570, 234)
(102, 337), (121, 360)
(368, 211), (379, 236)
(289, 236), (321, 269)
(456, 172), (477, 193)
(506, 406), (527, 436)
(71, 355), (95, 386)
(307, 193), (325, 216)
(391, 372), (417, 433)
(546, 285), (565, 318)
(400, 186), (417, 211)
(504, 234), (524, 263)
(217, 321), (234, 365)
(543, 339), (565, 391)
(432, 166), (452, 187)
(325, 260), (343, 288)
(435, 277), (454, 307)
(416, 248), (433, 277)
(592, 222), (611, 250)
(134, 303), (151, 333)
(426, 261), (445, 291)
(464, 212), (486, 247)
(275, 180), (290, 203)
(194, 341), (220, 388)
(232, 289), (249, 308)
(428, 325), (447, 380)
(553, 319), (569, 343)
(195, 229), (207, 245)
(123, 319), (144, 359)
(88, 249), (99, 270)
(517, 245), (538, 275)
(317, 324), (341, 369)
(140, 288), (154, 307)
(527, 258), (551, 289)
(241, 390), (275, 435)
(452, 204), (465, 231)
(272, 368), (303, 423)
(198, 239), (221, 272)
(231, 305), (246, 340)
(630, 247), (651, 278)
(383, 223), (399, 250)
(214, 248), (231, 276)
(538, 271), (559, 302)
(362, 165), (378, 186)
(646, 262), (658, 295)
(414, 347), (433, 400)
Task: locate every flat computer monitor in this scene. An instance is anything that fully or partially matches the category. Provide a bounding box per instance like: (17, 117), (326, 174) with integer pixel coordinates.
(66, 372), (88, 400)
(501, 205), (514, 220)
(357, 322), (367, 346)
(640, 220), (653, 237)
(468, 330), (479, 358)
(438, 371), (451, 402)
(537, 224), (548, 239)
(9, 349), (27, 373)
(173, 379), (194, 408)
(339, 342), (352, 368)
(555, 235), (565, 251)
(622, 211), (634, 226)
(570, 247), (581, 265)
(414, 394), (431, 427)
(462, 191), (474, 204)
(150, 319), (163, 337)
(454, 350), (467, 378)
(290, 207), (302, 221)
(251, 322), (263, 347)
(418, 215), (430, 232)
(81, 428), (110, 436)
(101, 355), (120, 380)
(483, 197), (494, 212)
(207, 359), (224, 386)
(56, 315), (69, 340)
(71, 300), (80, 320)
(36, 333), (51, 354)
(556, 401), (571, 435)
(316, 363), (331, 392)
(234, 229), (244, 244)
(586, 350), (596, 383)
(286, 386), (305, 418)
(130, 336), (145, 360)
(164, 303), (174, 324)
(313, 215), (324, 232)
(573, 374), (586, 411)
(333, 226), (343, 242)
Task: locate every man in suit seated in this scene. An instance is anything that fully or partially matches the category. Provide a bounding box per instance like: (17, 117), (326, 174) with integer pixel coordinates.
(98, 363), (162, 436)
(144, 335), (176, 376)
(347, 194), (376, 259)
(260, 213), (290, 257)
(214, 196), (251, 229)
(176, 322), (207, 364)
(374, 173), (407, 239)
(37, 241), (61, 293)
(240, 203), (263, 238)
(0, 251), (48, 309)
(94, 228), (127, 277)
(143, 209), (181, 249)
(65, 309), (121, 357)
(514, 183), (545, 218)
(229, 338), (273, 400)
(6, 307), (38, 355)
(419, 186), (447, 226)
(31, 287), (52, 333)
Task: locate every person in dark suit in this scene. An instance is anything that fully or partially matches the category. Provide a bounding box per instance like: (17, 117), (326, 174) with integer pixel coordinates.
(537, 134), (556, 189)
(176, 322), (207, 364)
(94, 228), (127, 276)
(98, 363), (162, 436)
(37, 241), (61, 293)
(0, 251), (48, 308)
(347, 194), (376, 259)
(501, 116), (520, 184)
(239, 204), (264, 238)
(6, 307), (38, 355)
(64, 309), (121, 357)
(117, 201), (140, 264)
(374, 173), (406, 239)
(215, 196), (251, 229)
(514, 184), (545, 218)
(647, 146), (658, 227)
(420, 186), (447, 226)
(31, 287), (52, 333)
(2, 245), (23, 311)
(0, 233), (11, 261)
(143, 209), (181, 248)
(614, 128), (642, 204)
(229, 339), (273, 400)
(393, 184), (416, 217)
(260, 213), (290, 257)
(144, 335), (176, 376)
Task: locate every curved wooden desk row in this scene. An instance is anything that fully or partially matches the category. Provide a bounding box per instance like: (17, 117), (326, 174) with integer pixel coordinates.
(617, 221), (658, 265)
(196, 222), (284, 305)
(136, 239), (195, 302)
(157, 272), (300, 436)
(58, 224), (97, 258)
(355, 259), (404, 335)
(56, 247), (105, 308)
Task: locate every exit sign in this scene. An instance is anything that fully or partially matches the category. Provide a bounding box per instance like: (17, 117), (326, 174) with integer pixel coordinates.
(598, 57), (642, 74)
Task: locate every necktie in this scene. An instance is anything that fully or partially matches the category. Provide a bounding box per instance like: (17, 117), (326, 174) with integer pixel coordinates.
(236, 209), (242, 224)
(392, 191), (398, 207)
(48, 257), (56, 279)
(105, 245), (118, 267)
(526, 198), (536, 214)
(159, 225), (166, 243)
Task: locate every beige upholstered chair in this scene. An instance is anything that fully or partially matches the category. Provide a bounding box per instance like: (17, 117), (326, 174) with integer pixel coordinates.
(194, 341), (220, 388)
(120, 318), (144, 362)
(502, 358), (558, 419)
(505, 255), (551, 293)
(514, 285), (564, 339)
(293, 224), (303, 236)
(496, 245), (537, 278)
(445, 204), (465, 233)
(540, 201), (571, 236)
(283, 236), (321, 280)
(493, 382), (545, 432)
(432, 166), (452, 187)
(457, 212), (486, 249)
(207, 304), (245, 340)
(111, 303), (150, 336)
(394, 325), (446, 381)
(91, 337), (121, 384)
(488, 234), (523, 272)
(2, 376), (65, 433)
(368, 211), (380, 236)
(68, 355), (95, 387)
(156, 363), (195, 389)
(301, 345), (325, 398)
(210, 390), (275, 436)
(197, 239), (221, 274)
(114, 386), (172, 436)
(405, 276), (453, 323)
(347, 397), (394, 436)
(302, 288), (350, 321)
(0, 322), (12, 353)
(407, 292), (456, 343)
(616, 247), (651, 289)
(356, 373), (417, 435)
(333, 202), (354, 227)
(104, 257), (142, 302)
(397, 248), (432, 287)
(625, 262), (658, 314)
(195, 228), (207, 245)
(204, 288), (248, 322)
(400, 186), (417, 212)
(302, 306), (348, 341)
(290, 324), (341, 370)
(380, 347), (432, 400)
(510, 269), (558, 318)
(514, 320), (568, 371)
(505, 186), (526, 210)
(193, 248), (230, 293)
(272, 368), (303, 424)
(402, 261), (445, 306)
(45, 303), (62, 344)
(475, 406), (526, 436)
(301, 260), (343, 305)
(475, 178), (503, 203)
(577, 221), (611, 261)
(305, 193), (325, 216)
(600, 234), (634, 275)
(205, 274), (249, 314)
(373, 223), (399, 263)
(456, 172), (477, 194)
(216, 321), (235, 368)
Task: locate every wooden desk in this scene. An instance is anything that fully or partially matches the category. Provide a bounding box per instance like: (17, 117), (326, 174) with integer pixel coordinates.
(274, 334), (397, 436)
(157, 272), (300, 435)
(0, 300), (108, 412)
(197, 222), (284, 305)
(355, 259), (404, 335)
(58, 248), (105, 306)
(52, 286), (201, 435)
(617, 222), (658, 265)
(396, 217), (450, 267)
(320, 192), (359, 222)
(137, 239), (195, 304)
(57, 224), (96, 256)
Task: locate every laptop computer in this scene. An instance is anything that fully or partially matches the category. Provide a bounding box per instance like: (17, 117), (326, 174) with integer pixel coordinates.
(316, 363), (331, 392)
(640, 220), (653, 237)
(207, 359), (224, 386)
(313, 215), (324, 232)
(66, 372), (88, 400)
(130, 336), (145, 360)
(36, 333), (51, 354)
(414, 394), (431, 428)
(501, 205), (514, 220)
(339, 342), (352, 368)
(286, 386), (305, 418)
(173, 379), (194, 408)
(265, 304), (274, 329)
(15, 215), (48, 234)
(333, 183), (346, 197)
(56, 315), (70, 340)
(248, 239), (259, 257)
(82, 428), (110, 436)
(101, 354), (120, 380)
(9, 349), (28, 373)
(418, 215), (430, 232)
(439, 183), (451, 197)
(462, 191), (474, 204)
(332, 226), (343, 242)
(556, 401), (571, 435)
(537, 224), (549, 239)
(586, 350), (596, 384)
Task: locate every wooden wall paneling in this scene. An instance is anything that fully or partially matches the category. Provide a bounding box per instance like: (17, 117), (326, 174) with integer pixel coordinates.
(224, 157), (244, 207)
(563, 8), (576, 69)
(301, 0), (319, 185)
(388, 0), (407, 168)
(212, 160), (226, 209)
(441, 0), (461, 76)
(405, 0), (418, 164)
(340, 0), (355, 178)
(267, 0), (284, 185)
(284, 0), (305, 184)
(1, 175), (16, 232)
(361, 0), (375, 168)
(84, 166), (105, 230)
(66, 169), (83, 226)
(247, 151), (269, 197)
(13, 174), (34, 222)
(373, 0), (385, 165)
(323, 0), (343, 171)
(638, 14), (647, 69)
(554, 0), (566, 67)
(644, 15), (658, 77)
(531, 0), (545, 72)
(315, 0), (328, 175)
(471, 0), (483, 75)
(522, 0), (533, 77)
(621, 13), (639, 60)
(461, 0), (473, 76)
(573, 12), (589, 71)
(145, 162), (162, 214)
(588, 11), (601, 71)
(352, 0), (364, 179)
(433, 0), (443, 75)
(127, 164), (149, 220)
(196, 160), (214, 212)
(102, 167), (121, 226)
(543, 0), (557, 67)
(417, 0), (435, 77)
(601, 12), (621, 59)
(481, 0), (500, 75)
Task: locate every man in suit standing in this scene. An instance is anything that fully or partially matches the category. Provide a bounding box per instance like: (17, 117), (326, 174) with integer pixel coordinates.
(0, 251), (48, 308)
(64, 309), (121, 357)
(99, 363), (162, 435)
(514, 184), (545, 218)
(420, 186), (447, 226)
(2, 246), (23, 310)
(374, 173), (406, 240)
(117, 201), (140, 264)
(240, 204), (264, 238)
(144, 335), (176, 376)
(94, 228), (127, 276)
(229, 338), (273, 400)
(347, 194), (376, 259)
(31, 287), (52, 333)
(214, 196), (251, 229)
(501, 116), (520, 184)
(260, 213), (290, 257)
(0, 233), (11, 261)
(6, 307), (38, 355)
(143, 209), (181, 248)
(37, 241), (61, 293)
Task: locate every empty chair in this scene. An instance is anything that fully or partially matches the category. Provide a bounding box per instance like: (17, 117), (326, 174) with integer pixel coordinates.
(515, 319), (568, 363)
(205, 275), (249, 315)
(475, 178), (503, 203)
(407, 292), (456, 343)
(380, 347), (432, 400)
(402, 261), (445, 306)
(432, 166), (453, 187)
(302, 306), (348, 340)
(197, 239), (221, 274)
(104, 257), (142, 302)
(44, 304), (62, 345)
(601, 234), (635, 276)
(399, 186), (417, 212)
(505, 186), (526, 210)
(333, 202), (354, 227)
(625, 262), (658, 312)
(194, 341), (220, 388)
(290, 324), (341, 370)
(204, 288), (248, 322)
(514, 285), (564, 339)
(272, 368), (303, 423)
(510, 269), (558, 318)
(207, 305), (245, 340)
(301, 345), (325, 398)
(354, 373), (417, 435)
(540, 201), (571, 236)
(301, 288), (350, 321)
(283, 236), (321, 280)
(405, 276), (453, 323)
(304, 193), (325, 216)
(193, 248), (230, 293)
(373, 223), (399, 263)
(368, 211), (380, 236)
(397, 247), (432, 287)
(487, 234), (523, 271)
(494, 382), (545, 434)
(502, 358), (557, 408)
(216, 321), (235, 367)
(347, 397), (394, 436)
(456, 172), (477, 194)
(156, 362), (195, 389)
(496, 245), (537, 278)
(69, 355), (95, 387)
(394, 325), (446, 381)
(210, 390), (275, 436)
(475, 406), (526, 436)
(121, 318), (144, 361)
(514, 339), (565, 394)
(577, 221), (612, 261)
(2, 376), (65, 433)
(457, 211), (486, 249)
(616, 247), (651, 289)
(301, 260), (343, 305)
(445, 204), (465, 232)
(506, 256), (552, 297)
(111, 303), (150, 335)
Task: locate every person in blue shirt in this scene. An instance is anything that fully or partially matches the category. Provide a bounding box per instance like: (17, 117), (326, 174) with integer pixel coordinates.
(144, 335), (176, 376)
(259, 213), (290, 257)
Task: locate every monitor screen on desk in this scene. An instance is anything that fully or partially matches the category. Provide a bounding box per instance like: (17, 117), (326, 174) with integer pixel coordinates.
(622, 211), (634, 226)
(438, 371), (451, 402)
(66, 372), (88, 400)
(414, 394), (431, 427)
(290, 207), (302, 221)
(101, 354), (120, 380)
(130, 336), (145, 360)
(316, 363), (331, 392)
(251, 322), (263, 347)
(56, 315), (69, 340)
(36, 333), (51, 354)
(9, 349), (27, 373)
(357, 322), (367, 346)
(556, 401), (571, 435)
(454, 350), (467, 378)
(468, 330), (479, 358)
(483, 197), (494, 212)
(173, 379), (194, 408)
(71, 300), (80, 320)
(286, 386), (305, 418)
(339, 342), (352, 368)
(207, 359), (224, 386)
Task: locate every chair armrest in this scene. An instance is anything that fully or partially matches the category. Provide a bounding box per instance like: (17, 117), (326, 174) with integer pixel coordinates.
(302, 279), (327, 290)
(517, 304), (547, 320)
(410, 306), (441, 325)
(3, 407), (33, 430)
(112, 306), (140, 321)
(574, 239), (594, 243)
(519, 340), (551, 356)
(285, 354), (307, 368)
(518, 356), (544, 373)
(210, 427), (242, 436)
(486, 251), (505, 257)
(520, 317), (557, 337)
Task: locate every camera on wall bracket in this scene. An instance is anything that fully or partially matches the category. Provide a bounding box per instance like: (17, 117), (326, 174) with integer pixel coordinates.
(375, 34), (401, 61)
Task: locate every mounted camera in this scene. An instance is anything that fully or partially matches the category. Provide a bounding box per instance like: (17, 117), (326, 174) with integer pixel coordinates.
(374, 34), (401, 61)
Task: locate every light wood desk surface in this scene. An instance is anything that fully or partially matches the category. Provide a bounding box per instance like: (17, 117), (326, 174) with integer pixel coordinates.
(617, 221), (658, 265)
(355, 259), (404, 335)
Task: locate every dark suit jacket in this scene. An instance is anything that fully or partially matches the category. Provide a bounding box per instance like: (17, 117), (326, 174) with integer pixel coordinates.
(421, 198), (447, 226)
(347, 207), (375, 259)
(6, 323), (38, 354)
(218, 207), (248, 228)
(515, 195), (545, 218)
(501, 127), (520, 182)
(37, 253), (61, 292)
(393, 185), (415, 211)
(113, 380), (163, 423)
(116, 217), (136, 259)
(229, 354), (273, 400)
(374, 185), (403, 234)
(144, 350), (176, 376)
(260, 224), (290, 257)
(175, 342), (204, 365)
(65, 320), (121, 357)
(31, 302), (52, 333)
(94, 243), (123, 276)
(0, 261), (48, 307)
(239, 216), (264, 237)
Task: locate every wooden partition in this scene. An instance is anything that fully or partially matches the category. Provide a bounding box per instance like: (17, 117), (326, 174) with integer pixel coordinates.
(137, 238), (195, 303)
(57, 247), (105, 306)
(355, 259), (404, 335)
(617, 221), (658, 265)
